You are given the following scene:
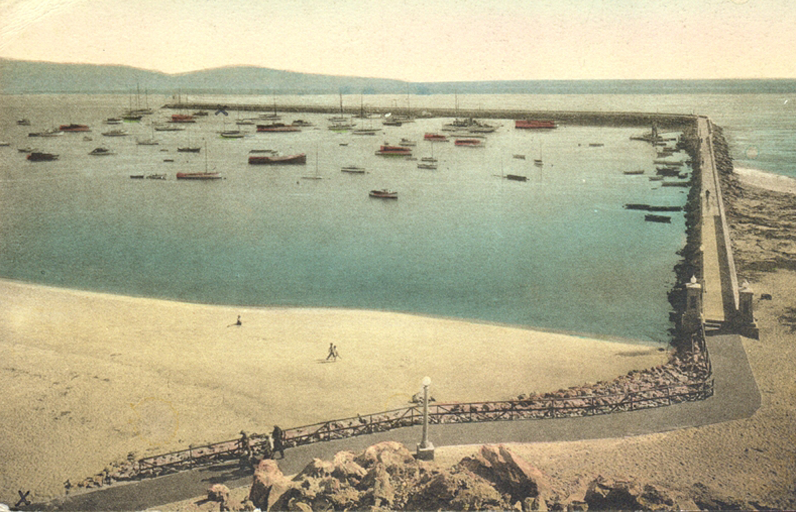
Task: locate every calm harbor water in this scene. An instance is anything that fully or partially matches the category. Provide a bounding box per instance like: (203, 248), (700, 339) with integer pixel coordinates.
(0, 92), (790, 343)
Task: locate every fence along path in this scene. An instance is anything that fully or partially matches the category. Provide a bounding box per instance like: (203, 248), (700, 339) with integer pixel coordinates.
(133, 334), (712, 479)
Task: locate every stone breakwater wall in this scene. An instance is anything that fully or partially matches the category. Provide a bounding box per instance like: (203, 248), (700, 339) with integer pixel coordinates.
(163, 102), (695, 128)
(69, 335), (711, 491)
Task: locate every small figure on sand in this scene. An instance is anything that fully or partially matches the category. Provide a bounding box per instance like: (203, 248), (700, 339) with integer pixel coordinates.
(705, 189), (711, 205)
(272, 425), (285, 459)
(326, 342), (336, 361)
(228, 315), (242, 327)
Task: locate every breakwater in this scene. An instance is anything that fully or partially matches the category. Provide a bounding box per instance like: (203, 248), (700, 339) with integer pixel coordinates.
(163, 102), (695, 129)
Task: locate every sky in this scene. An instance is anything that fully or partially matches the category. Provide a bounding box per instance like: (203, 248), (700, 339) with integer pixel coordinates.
(0, 0), (795, 82)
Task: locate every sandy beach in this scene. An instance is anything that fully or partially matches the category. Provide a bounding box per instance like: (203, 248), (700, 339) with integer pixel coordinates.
(734, 166), (796, 195)
(0, 280), (667, 504)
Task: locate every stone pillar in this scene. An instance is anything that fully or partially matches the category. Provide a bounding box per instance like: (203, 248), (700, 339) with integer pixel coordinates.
(416, 377), (435, 460)
(682, 276), (703, 335)
(737, 281), (759, 339)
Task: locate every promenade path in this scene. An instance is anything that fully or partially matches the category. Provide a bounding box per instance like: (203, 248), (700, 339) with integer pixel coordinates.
(698, 117), (737, 324)
(30, 118), (759, 511)
(34, 333), (760, 512)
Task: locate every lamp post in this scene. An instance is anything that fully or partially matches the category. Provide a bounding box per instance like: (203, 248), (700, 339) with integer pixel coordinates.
(416, 376), (435, 460)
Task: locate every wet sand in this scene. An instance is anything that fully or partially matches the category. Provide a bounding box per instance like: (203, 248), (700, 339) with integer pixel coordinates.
(0, 279), (667, 503)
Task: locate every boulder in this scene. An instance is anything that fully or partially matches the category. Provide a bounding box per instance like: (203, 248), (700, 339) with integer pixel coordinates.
(355, 441), (416, 472)
(207, 483), (230, 503)
(584, 476), (675, 511)
(404, 467), (507, 511)
(360, 462), (396, 508)
(456, 444), (551, 501)
(331, 450), (368, 484)
(249, 458), (294, 511)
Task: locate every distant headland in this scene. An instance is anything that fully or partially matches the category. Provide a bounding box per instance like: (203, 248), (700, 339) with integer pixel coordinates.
(2, 58), (796, 95)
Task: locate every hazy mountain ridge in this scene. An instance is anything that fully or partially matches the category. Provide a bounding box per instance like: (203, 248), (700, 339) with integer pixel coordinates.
(2, 59), (796, 95)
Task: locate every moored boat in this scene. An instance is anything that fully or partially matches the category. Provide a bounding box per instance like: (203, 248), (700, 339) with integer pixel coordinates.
(341, 166), (367, 174)
(369, 189), (398, 199)
(505, 174), (528, 182)
(454, 138), (483, 147)
(256, 123), (301, 133)
(27, 152), (59, 161)
(169, 114), (195, 123)
(375, 145), (412, 156)
(89, 147), (114, 156)
(102, 129), (129, 137)
(59, 123), (91, 132)
(177, 147), (201, 153)
(424, 133), (448, 142)
(645, 214), (672, 223)
(248, 153), (307, 165)
(176, 171), (222, 180)
(515, 119), (557, 129)
(17, 119), (31, 126)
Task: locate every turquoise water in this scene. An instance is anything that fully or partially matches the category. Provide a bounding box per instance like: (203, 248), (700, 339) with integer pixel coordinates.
(3, 92), (785, 343)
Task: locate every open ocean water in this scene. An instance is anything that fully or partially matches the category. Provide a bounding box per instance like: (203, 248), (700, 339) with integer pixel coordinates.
(0, 91), (792, 344)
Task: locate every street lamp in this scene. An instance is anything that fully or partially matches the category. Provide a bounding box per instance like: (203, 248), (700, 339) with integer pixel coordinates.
(416, 376), (435, 460)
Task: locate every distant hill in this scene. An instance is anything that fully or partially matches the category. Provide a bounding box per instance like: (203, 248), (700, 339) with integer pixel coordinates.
(2, 59), (795, 95)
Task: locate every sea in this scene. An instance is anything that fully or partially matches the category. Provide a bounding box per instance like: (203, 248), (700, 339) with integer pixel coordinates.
(1, 90), (794, 344)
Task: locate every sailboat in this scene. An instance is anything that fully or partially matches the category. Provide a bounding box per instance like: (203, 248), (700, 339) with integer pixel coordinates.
(418, 142), (438, 169)
(328, 93), (355, 132)
(301, 149), (323, 180)
(176, 141), (222, 180)
(534, 141), (544, 167)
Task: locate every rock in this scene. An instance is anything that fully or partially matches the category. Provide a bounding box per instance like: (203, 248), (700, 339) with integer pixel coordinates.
(207, 483), (230, 503)
(691, 482), (751, 511)
(584, 477), (675, 511)
(404, 467), (506, 511)
(355, 441), (416, 472)
(249, 458), (294, 511)
(295, 458), (335, 480)
(360, 463), (396, 508)
(331, 450), (368, 484)
(456, 444), (551, 501)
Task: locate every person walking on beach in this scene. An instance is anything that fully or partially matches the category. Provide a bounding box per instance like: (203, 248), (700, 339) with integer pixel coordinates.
(228, 315), (242, 327)
(333, 344), (340, 360)
(272, 425), (285, 459)
(326, 342), (336, 361)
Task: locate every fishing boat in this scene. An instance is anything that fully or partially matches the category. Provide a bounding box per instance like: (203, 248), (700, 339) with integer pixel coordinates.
(454, 138), (483, 147)
(59, 123), (91, 132)
(177, 147), (201, 153)
(102, 129), (129, 137)
(177, 142), (222, 180)
(645, 214), (672, 223)
(399, 138), (416, 146)
(17, 119), (31, 126)
(515, 119), (557, 129)
(136, 137), (159, 146)
(375, 145), (412, 156)
(352, 128), (379, 136)
(146, 173), (167, 180)
(0, 141), (10, 147)
(424, 133), (448, 142)
(27, 152), (59, 161)
(18, 146), (37, 153)
(588, 143), (605, 147)
(248, 153), (307, 165)
(513, 154), (526, 160)
(249, 149), (277, 154)
(256, 123), (300, 133)
(88, 147), (114, 156)
(291, 119), (313, 127)
(417, 162), (437, 170)
(369, 189), (398, 199)
(623, 170), (645, 175)
(122, 113), (143, 122)
(192, 111), (209, 117)
(341, 166), (367, 174)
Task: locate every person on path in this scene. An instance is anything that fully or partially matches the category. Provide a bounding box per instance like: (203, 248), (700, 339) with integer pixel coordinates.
(326, 342), (336, 361)
(705, 189), (711, 205)
(272, 425), (285, 459)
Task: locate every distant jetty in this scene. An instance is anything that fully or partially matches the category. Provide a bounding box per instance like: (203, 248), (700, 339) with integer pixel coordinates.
(163, 102), (695, 128)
